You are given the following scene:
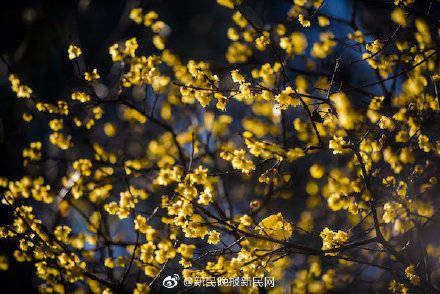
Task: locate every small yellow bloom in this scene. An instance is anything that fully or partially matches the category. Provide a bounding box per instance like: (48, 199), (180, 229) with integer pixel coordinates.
(207, 231), (221, 245)
(22, 112), (33, 122)
(0, 256), (8, 270)
(217, 0), (242, 9)
(298, 14), (311, 27)
(153, 35), (166, 50)
(391, 8), (407, 27)
(109, 43), (123, 61)
(129, 8), (143, 24)
(227, 27), (240, 41)
(68, 45), (82, 60)
(177, 244), (196, 259)
(134, 283), (151, 294)
(255, 32), (270, 51)
(405, 265), (420, 286)
(9, 74), (32, 98)
(104, 123), (117, 137)
(49, 119), (64, 131)
(320, 227), (349, 255)
(310, 164), (325, 178)
(71, 92), (91, 103)
(84, 68), (100, 82)
(275, 24), (286, 35)
(318, 16), (330, 27)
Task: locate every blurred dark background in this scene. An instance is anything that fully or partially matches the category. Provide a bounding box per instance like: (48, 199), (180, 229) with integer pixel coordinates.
(1, 0), (439, 291)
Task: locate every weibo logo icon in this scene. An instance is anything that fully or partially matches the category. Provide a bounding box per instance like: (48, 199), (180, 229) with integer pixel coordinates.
(162, 274), (179, 289)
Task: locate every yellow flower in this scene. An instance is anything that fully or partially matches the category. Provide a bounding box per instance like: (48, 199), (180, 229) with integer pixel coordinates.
(389, 280), (408, 294)
(104, 123), (117, 137)
(310, 164), (325, 179)
(71, 92), (90, 103)
(231, 69), (245, 84)
(329, 136), (348, 154)
(255, 32), (270, 51)
(217, 0), (242, 9)
(123, 107), (147, 123)
(226, 42), (252, 63)
(320, 227), (349, 255)
(143, 11), (159, 27)
(177, 244), (196, 259)
(318, 16), (330, 27)
(0, 256), (9, 270)
(134, 283), (151, 294)
(298, 14), (310, 27)
(405, 265), (420, 286)
(311, 32), (336, 59)
(54, 225), (71, 242)
(109, 43), (123, 61)
(129, 8), (143, 24)
(391, 8), (407, 27)
(22, 112), (33, 122)
(68, 45), (82, 60)
(49, 119), (64, 131)
(227, 27), (240, 41)
(275, 24), (286, 35)
(207, 231), (221, 244)
(220, 149), (255, 174)
(254, 213), (293, 241)
(50, 132), (72, 150)
(330, 92), (361, 129)
(232, 11), (247, 28)
(9, 74), (32, 98)
(84, 68), (100, 81)
(280, 32), (307, 55)
(153, 35), (166, 50)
